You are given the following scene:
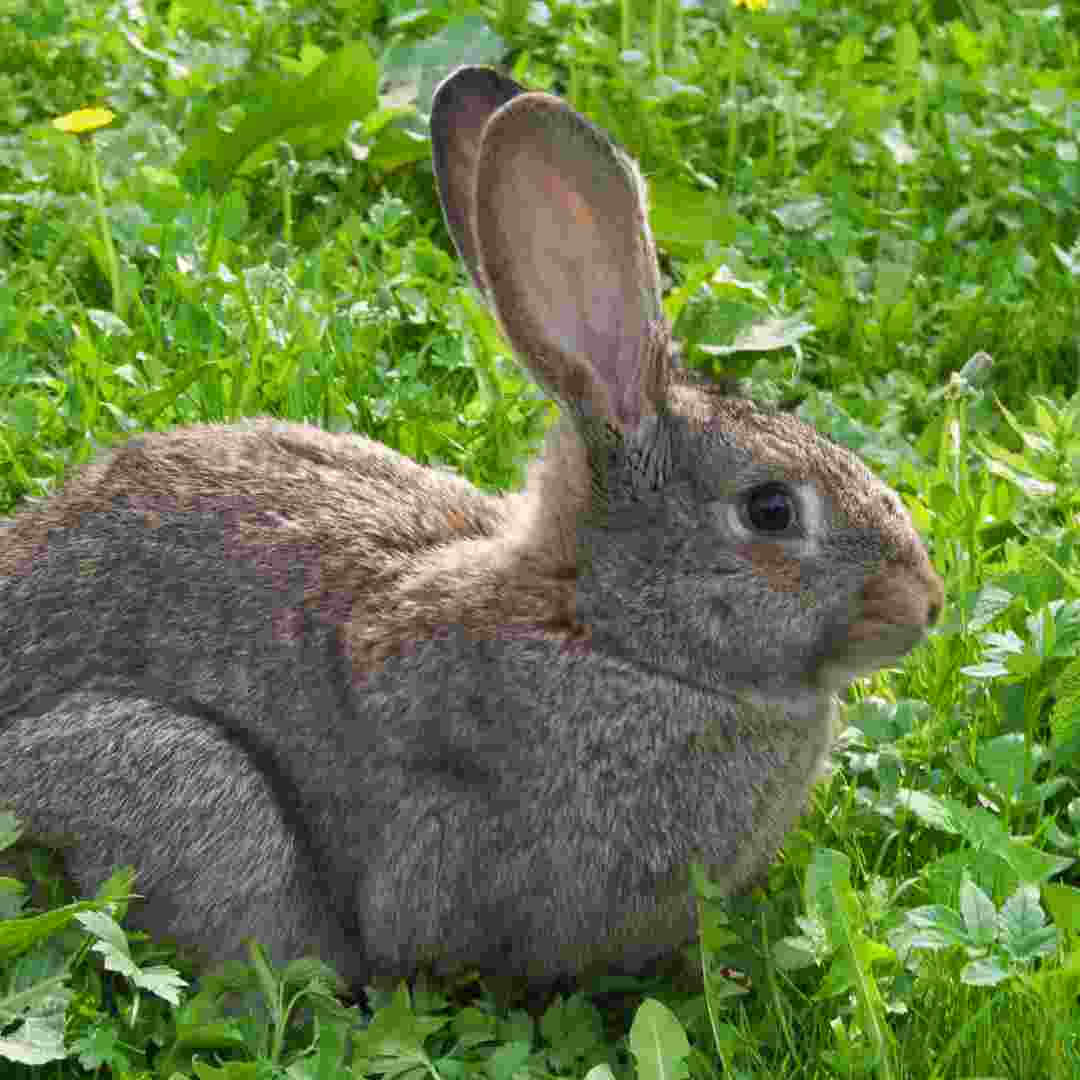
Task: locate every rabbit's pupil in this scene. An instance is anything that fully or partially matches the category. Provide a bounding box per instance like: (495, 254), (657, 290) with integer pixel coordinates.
(746, 485), (795, 533)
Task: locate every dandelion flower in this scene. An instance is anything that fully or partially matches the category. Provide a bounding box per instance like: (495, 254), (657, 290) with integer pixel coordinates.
(52, 107), (116, 135)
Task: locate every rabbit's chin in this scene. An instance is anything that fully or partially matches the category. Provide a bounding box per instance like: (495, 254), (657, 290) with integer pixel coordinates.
(816, 621), (929, 692)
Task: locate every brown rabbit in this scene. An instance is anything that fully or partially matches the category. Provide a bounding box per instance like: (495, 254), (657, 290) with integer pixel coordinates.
(0, 67), (943, 986)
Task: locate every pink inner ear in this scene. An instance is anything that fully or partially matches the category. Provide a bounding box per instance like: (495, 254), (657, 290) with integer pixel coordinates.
(474, 101), (660, 431)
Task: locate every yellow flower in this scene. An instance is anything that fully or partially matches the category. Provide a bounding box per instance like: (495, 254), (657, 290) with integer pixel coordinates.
(732, 0), (768, 9)
(52, 107), (116, 135)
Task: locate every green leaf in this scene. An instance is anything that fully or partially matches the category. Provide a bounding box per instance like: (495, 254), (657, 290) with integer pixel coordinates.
(772, 197), (827, 232)
(835, 34), (865, 69)
(382, 15), (505, 117)
(647, 177), (740, 259)
(76, 910), (137, 975)
(805, 849), (859, 949)
(970, 584), (1014, 631)
(999, 884), (1057, 962)
(0, 902), (106, 963)
(976, 733), (1034, 801)
(0, 988), (71, 1065)
(193, 1062), (261, 1079)
(0, 812), (23, 852)
(1042, 883), (1080, 942)
(584, 1066), (618, 1080)
(894, 22), (921, 74)
(72, 1022), (126, 1070)
(178, 41), (379, 192)
(960, 955), (1009, 986)
(628, 999), (691, 1080)
(539, 994), (605, 1067)
(998, 841), (1074, 884)
(895, 789), (961, 833)
(134, 964), (188, 1006)
(949, 20), (988, 70)
(959, 878), (998, 948)
(350, 984), (448, 1075)
(486, 1041), (531, 1080)
(93, 865), (135, 910)
(904, 905), (971, 950)
(75, 910), (188, 1004)
(699, 314), (814, 356)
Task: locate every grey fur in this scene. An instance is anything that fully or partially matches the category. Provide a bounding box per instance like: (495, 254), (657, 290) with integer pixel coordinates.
(0, 67), (943, 986)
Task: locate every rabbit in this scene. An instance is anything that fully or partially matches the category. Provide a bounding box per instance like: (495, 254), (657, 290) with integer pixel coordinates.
(0, 66), (944, 987)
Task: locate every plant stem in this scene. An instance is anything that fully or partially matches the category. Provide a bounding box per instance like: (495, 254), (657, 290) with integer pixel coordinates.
(87, 147), (124, 318)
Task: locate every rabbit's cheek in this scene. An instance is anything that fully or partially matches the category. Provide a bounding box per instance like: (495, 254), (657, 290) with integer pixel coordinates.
(736, 540), (804, 595)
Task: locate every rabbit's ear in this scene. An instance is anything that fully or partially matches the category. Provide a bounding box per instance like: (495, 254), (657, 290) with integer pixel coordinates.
(473, 94), (667, 433)
(431, 67), (524, 294)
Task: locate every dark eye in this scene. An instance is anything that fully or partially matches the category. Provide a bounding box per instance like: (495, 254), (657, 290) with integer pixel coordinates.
(745, 484), (797, 534)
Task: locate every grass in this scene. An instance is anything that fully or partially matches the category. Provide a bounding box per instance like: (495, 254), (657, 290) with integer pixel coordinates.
(1, 0), (1079, 1076)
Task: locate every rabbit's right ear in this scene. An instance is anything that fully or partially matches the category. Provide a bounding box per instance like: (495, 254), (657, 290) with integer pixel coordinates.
(431, 66), (524, 294)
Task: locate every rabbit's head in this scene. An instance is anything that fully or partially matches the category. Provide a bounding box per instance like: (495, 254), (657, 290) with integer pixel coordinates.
(424, 68), (943, 704)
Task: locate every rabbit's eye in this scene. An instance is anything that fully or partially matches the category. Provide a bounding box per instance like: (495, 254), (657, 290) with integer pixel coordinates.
(744, 484), (797, 534)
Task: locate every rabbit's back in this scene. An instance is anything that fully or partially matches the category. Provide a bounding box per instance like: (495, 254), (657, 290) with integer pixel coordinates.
(0, 419), (507, 587)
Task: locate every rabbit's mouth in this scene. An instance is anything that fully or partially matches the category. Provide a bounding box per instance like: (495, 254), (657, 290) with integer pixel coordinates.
(816, 620), (930, 691)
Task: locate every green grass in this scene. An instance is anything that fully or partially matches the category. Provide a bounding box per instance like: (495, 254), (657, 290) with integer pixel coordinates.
(2, 0), (1080, 1077)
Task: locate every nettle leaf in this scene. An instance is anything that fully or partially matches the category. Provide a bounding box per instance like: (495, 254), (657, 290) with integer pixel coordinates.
(999, 842), (1074, 884)
(960, 955), (1009, 986)
(86, 308), (133, 338)
(772, 196), (828, 231)
(903, 905), (971, 950)
(0, 988), (71, 1065)
(629, 999), (691, 1080)
(982, 629), (1027, 659)
(999, 884), (1058, 962)
(1051, 659), (1080, 756)
(540, 994), (605, 1065)
(776, 913), (831, 970)
(959, 879), (998, 948)
(1044, 600), (1080, 657)
(970, 584), (1015, 631)
(895, 789), (961, 834)
(977, 733), (1039, 800)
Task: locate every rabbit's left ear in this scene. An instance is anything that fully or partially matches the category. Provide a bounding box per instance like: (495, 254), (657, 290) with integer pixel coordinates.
(431, 66), (524, 293)
(472, 93), (667, 434)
